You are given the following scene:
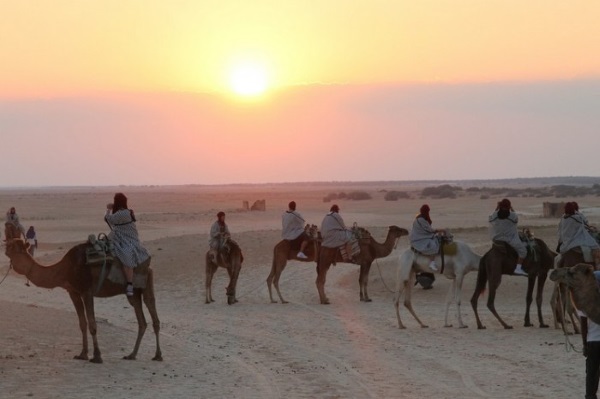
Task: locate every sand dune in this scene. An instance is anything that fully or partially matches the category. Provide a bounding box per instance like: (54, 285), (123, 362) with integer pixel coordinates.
(0, 183), (590, 398)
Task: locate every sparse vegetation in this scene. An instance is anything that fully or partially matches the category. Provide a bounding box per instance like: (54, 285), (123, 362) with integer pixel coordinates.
(384, 191), (411, 201)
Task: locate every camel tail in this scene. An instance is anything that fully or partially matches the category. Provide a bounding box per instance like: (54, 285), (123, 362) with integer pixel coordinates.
(474, 253), (489, 297)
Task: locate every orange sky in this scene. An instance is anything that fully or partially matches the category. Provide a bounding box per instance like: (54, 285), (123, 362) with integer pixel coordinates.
(2, 1), (600, 97)
(1, 2), (600, 186)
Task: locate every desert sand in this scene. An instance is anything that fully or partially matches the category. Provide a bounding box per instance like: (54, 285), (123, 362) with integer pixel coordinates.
(0, 182), (594, 398)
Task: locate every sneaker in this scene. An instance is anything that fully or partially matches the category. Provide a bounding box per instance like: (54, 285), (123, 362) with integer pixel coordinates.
(297, 252), (308, 259)
(429, 261), (439, 272)
(514, 265), (528, 276)
(126, 284), (134, 297)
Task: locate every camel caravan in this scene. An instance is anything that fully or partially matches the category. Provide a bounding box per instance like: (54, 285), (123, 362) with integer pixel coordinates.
(3, 197), (600, 364)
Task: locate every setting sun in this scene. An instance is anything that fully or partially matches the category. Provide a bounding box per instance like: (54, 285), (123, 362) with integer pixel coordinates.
(228, 62), (269, 97)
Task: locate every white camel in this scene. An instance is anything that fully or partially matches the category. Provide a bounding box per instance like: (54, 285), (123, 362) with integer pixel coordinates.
(394, 241), (481, 329)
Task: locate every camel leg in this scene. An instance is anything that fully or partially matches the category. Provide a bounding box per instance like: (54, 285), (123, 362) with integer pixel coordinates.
(124, 293), (147, 360)
(359, 263), (372, 302)
(68, 291), (90, 361)
(470, 287), (486, 330)
(402, 274), (428, 328)
(535, 273), (549, 328)
(394, 276), (408, 329)
(226, 261), (240, 305)
(523, 275), (535, 327)
(550, 284), (561, 330)
(81, 292), (103, 363)
(486, 283), (512, 329)
(266, 262), (278, 303)
(272, 266), (288, 304)
(142, 271), (162, 361)
(205, 258), (217, 304)
(316, 261), (331, 305)
(267, 258), (288, 304)
(454, 274), (468, 328)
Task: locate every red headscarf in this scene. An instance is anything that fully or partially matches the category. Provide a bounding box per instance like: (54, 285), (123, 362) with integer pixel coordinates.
(564, 202), (576, 216)
(419, 204), (432, 224)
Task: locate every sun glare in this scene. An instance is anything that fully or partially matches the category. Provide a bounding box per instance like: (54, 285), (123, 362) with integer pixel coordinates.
(228, 62), (269, 97)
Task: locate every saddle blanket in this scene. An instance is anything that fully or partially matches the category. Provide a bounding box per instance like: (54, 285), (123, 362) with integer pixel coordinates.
(339, 240), (360, 262)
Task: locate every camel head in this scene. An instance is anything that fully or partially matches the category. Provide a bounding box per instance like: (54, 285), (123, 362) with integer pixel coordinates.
(549, 263), (597, 289)
(389, 225), (409, 238)
(4, 238), (33, 276)
(4, 238), (30, 256)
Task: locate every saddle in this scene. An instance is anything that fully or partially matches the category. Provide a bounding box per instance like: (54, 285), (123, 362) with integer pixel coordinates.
(492, 233), (539, 264)
(85, 234), (149, 290)
(338, 225), (369, 262)
(339, 240), (361, 263)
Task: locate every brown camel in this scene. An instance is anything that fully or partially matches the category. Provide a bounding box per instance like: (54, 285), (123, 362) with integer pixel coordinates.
(550, 263), (600, 325)
(316, 225), (408, 304)
(205, 237), (243, 305)
(4, 239), (162, 363)
(550, 249), (590, 334)
(266, 224), (320, 304)
(470, 235), (556, 329)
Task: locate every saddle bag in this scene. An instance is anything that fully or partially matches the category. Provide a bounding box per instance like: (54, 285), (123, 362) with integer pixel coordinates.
(85, 233), (114, 266)
(339, 240), (360, 262)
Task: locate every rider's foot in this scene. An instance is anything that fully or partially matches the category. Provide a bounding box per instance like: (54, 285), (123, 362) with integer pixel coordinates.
(514, 264), (528, 276)
(297, 252), (308, 259)
(126, 283), (134, 297)
(429, 260), (439, 272)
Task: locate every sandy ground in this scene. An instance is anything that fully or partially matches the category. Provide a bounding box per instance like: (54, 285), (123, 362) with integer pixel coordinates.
(0, 183), (595, 398)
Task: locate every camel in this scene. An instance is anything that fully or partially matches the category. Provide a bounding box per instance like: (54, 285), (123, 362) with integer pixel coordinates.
(266, 224), (320, 304)
(470, 235), (556, 330)
(315, 225), (408, 304)
(549, 263), (600, 325)
(4, 239), (162, 363)
(550, 249), (591, 333)
(394, 241), (481, 329)
(205, 237), (243, 305)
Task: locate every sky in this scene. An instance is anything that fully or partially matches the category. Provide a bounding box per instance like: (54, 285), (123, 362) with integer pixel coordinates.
(1, 1), (600, 186)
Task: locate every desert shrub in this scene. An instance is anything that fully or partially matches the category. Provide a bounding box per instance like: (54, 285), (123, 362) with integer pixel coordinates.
(480, 194), (490, 200)
(421, 184), (460, 199)
(384, 191), (410, 201)
(322, 192), (338, 202)
(338, 192), (347, 199)
(346, 191), (372, 200)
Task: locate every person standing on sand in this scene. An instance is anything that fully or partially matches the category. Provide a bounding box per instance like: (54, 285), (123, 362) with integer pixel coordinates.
(23, 225), (38, 287)
(105, 193), (150, 297)
(580, 271), (600, 399)
(282, 201), (309, 259)
(488, 198), (527, 276)
(25, 226), (38, 256)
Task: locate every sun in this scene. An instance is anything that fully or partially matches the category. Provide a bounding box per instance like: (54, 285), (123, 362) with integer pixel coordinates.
(228, 62), (269, 97)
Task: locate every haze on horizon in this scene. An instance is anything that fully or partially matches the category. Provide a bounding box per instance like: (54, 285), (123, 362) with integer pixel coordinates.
(1, 1), (599, 187)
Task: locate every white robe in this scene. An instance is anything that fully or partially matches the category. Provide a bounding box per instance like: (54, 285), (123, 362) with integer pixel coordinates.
(488, 210), (527, 258)
(282, 210), (305, 240)
(409, 216), (439, 255)
(321, 212), (352, 248)
(558, 213), (599, 254)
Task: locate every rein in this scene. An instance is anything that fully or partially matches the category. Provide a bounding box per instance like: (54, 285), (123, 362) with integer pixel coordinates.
(556, 284), (582, 353)
(375, 236), (402, 294)
(0, 261), (12, 286)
